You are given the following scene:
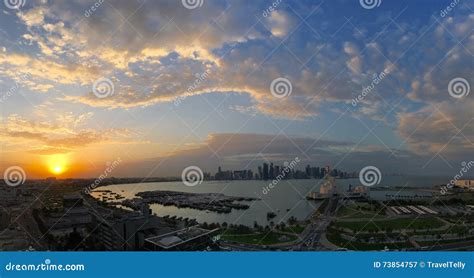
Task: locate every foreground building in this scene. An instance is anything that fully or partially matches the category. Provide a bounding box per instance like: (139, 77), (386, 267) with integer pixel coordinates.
(455, 180), (474, 190)
(144, 226), (219, 251)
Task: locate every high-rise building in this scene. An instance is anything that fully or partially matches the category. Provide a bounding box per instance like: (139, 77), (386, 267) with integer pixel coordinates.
(247, 170), (253, 180)
(320, 167), (326, 178)
(233, 170), (247, 180)
(263, 163), (269, 180)
(312, 167), (320, 179)
(269, 163), (274, 179)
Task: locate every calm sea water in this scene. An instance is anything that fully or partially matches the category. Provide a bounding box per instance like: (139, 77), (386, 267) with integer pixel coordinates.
(95, 176), (450, 226)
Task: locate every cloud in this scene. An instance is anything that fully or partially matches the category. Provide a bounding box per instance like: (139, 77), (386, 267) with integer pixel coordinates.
(9, 1), (313, 119)
(347, 56), (363, 75)
(0, 114), (131, 155)
(0, 52), (101, 89)
(265, 10), (295, 38)
(18, 6), (46, 26)
(343, 42), (360, 56)
(397, 101), (474, 156)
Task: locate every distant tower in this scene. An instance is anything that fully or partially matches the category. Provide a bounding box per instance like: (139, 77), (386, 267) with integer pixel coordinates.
(263, 163), (269, 180)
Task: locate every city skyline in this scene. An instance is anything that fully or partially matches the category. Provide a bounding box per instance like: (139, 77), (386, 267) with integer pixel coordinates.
(0, 0), (472, 179)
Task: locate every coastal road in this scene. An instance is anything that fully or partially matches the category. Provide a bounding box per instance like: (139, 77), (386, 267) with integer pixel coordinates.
(298, 194), (339, 251)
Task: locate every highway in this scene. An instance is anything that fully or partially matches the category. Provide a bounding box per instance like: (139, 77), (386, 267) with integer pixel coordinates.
(297, 197), (338, 250)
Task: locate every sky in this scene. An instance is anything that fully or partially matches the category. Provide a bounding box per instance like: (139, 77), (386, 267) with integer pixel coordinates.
(0, 0), (472, 179)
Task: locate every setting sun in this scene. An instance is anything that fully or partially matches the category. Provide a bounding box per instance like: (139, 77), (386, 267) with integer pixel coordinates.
(44, 154), (70, 176)
(52, 166), (64, 175)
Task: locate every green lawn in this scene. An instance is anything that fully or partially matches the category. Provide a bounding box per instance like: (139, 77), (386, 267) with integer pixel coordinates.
(336, 204), (385, 219)
(221, 232), (298, 245)
(326, 230), (413, 251)
(279, 225), (305, 234)
(406, 225), (468, 236)
(417, 236), (474, 246)
(334, 217), (444, 232)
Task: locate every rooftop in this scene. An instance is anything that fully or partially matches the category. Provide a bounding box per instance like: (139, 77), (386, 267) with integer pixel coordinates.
(144, 226), (218, 249)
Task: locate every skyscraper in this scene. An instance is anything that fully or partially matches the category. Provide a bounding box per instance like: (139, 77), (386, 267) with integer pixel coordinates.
(247, 170), (253, 180)
(263, 163), (269, 180)
(312, 167), (320, 179)
(269, 163), (274, 179)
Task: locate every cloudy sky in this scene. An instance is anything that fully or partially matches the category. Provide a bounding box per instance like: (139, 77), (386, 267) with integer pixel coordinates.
(0, 0), (472, 178)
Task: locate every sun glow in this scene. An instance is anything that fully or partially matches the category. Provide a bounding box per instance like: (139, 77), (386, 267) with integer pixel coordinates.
(46, 154), (70, 175)
(52, 165), (64, 174)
